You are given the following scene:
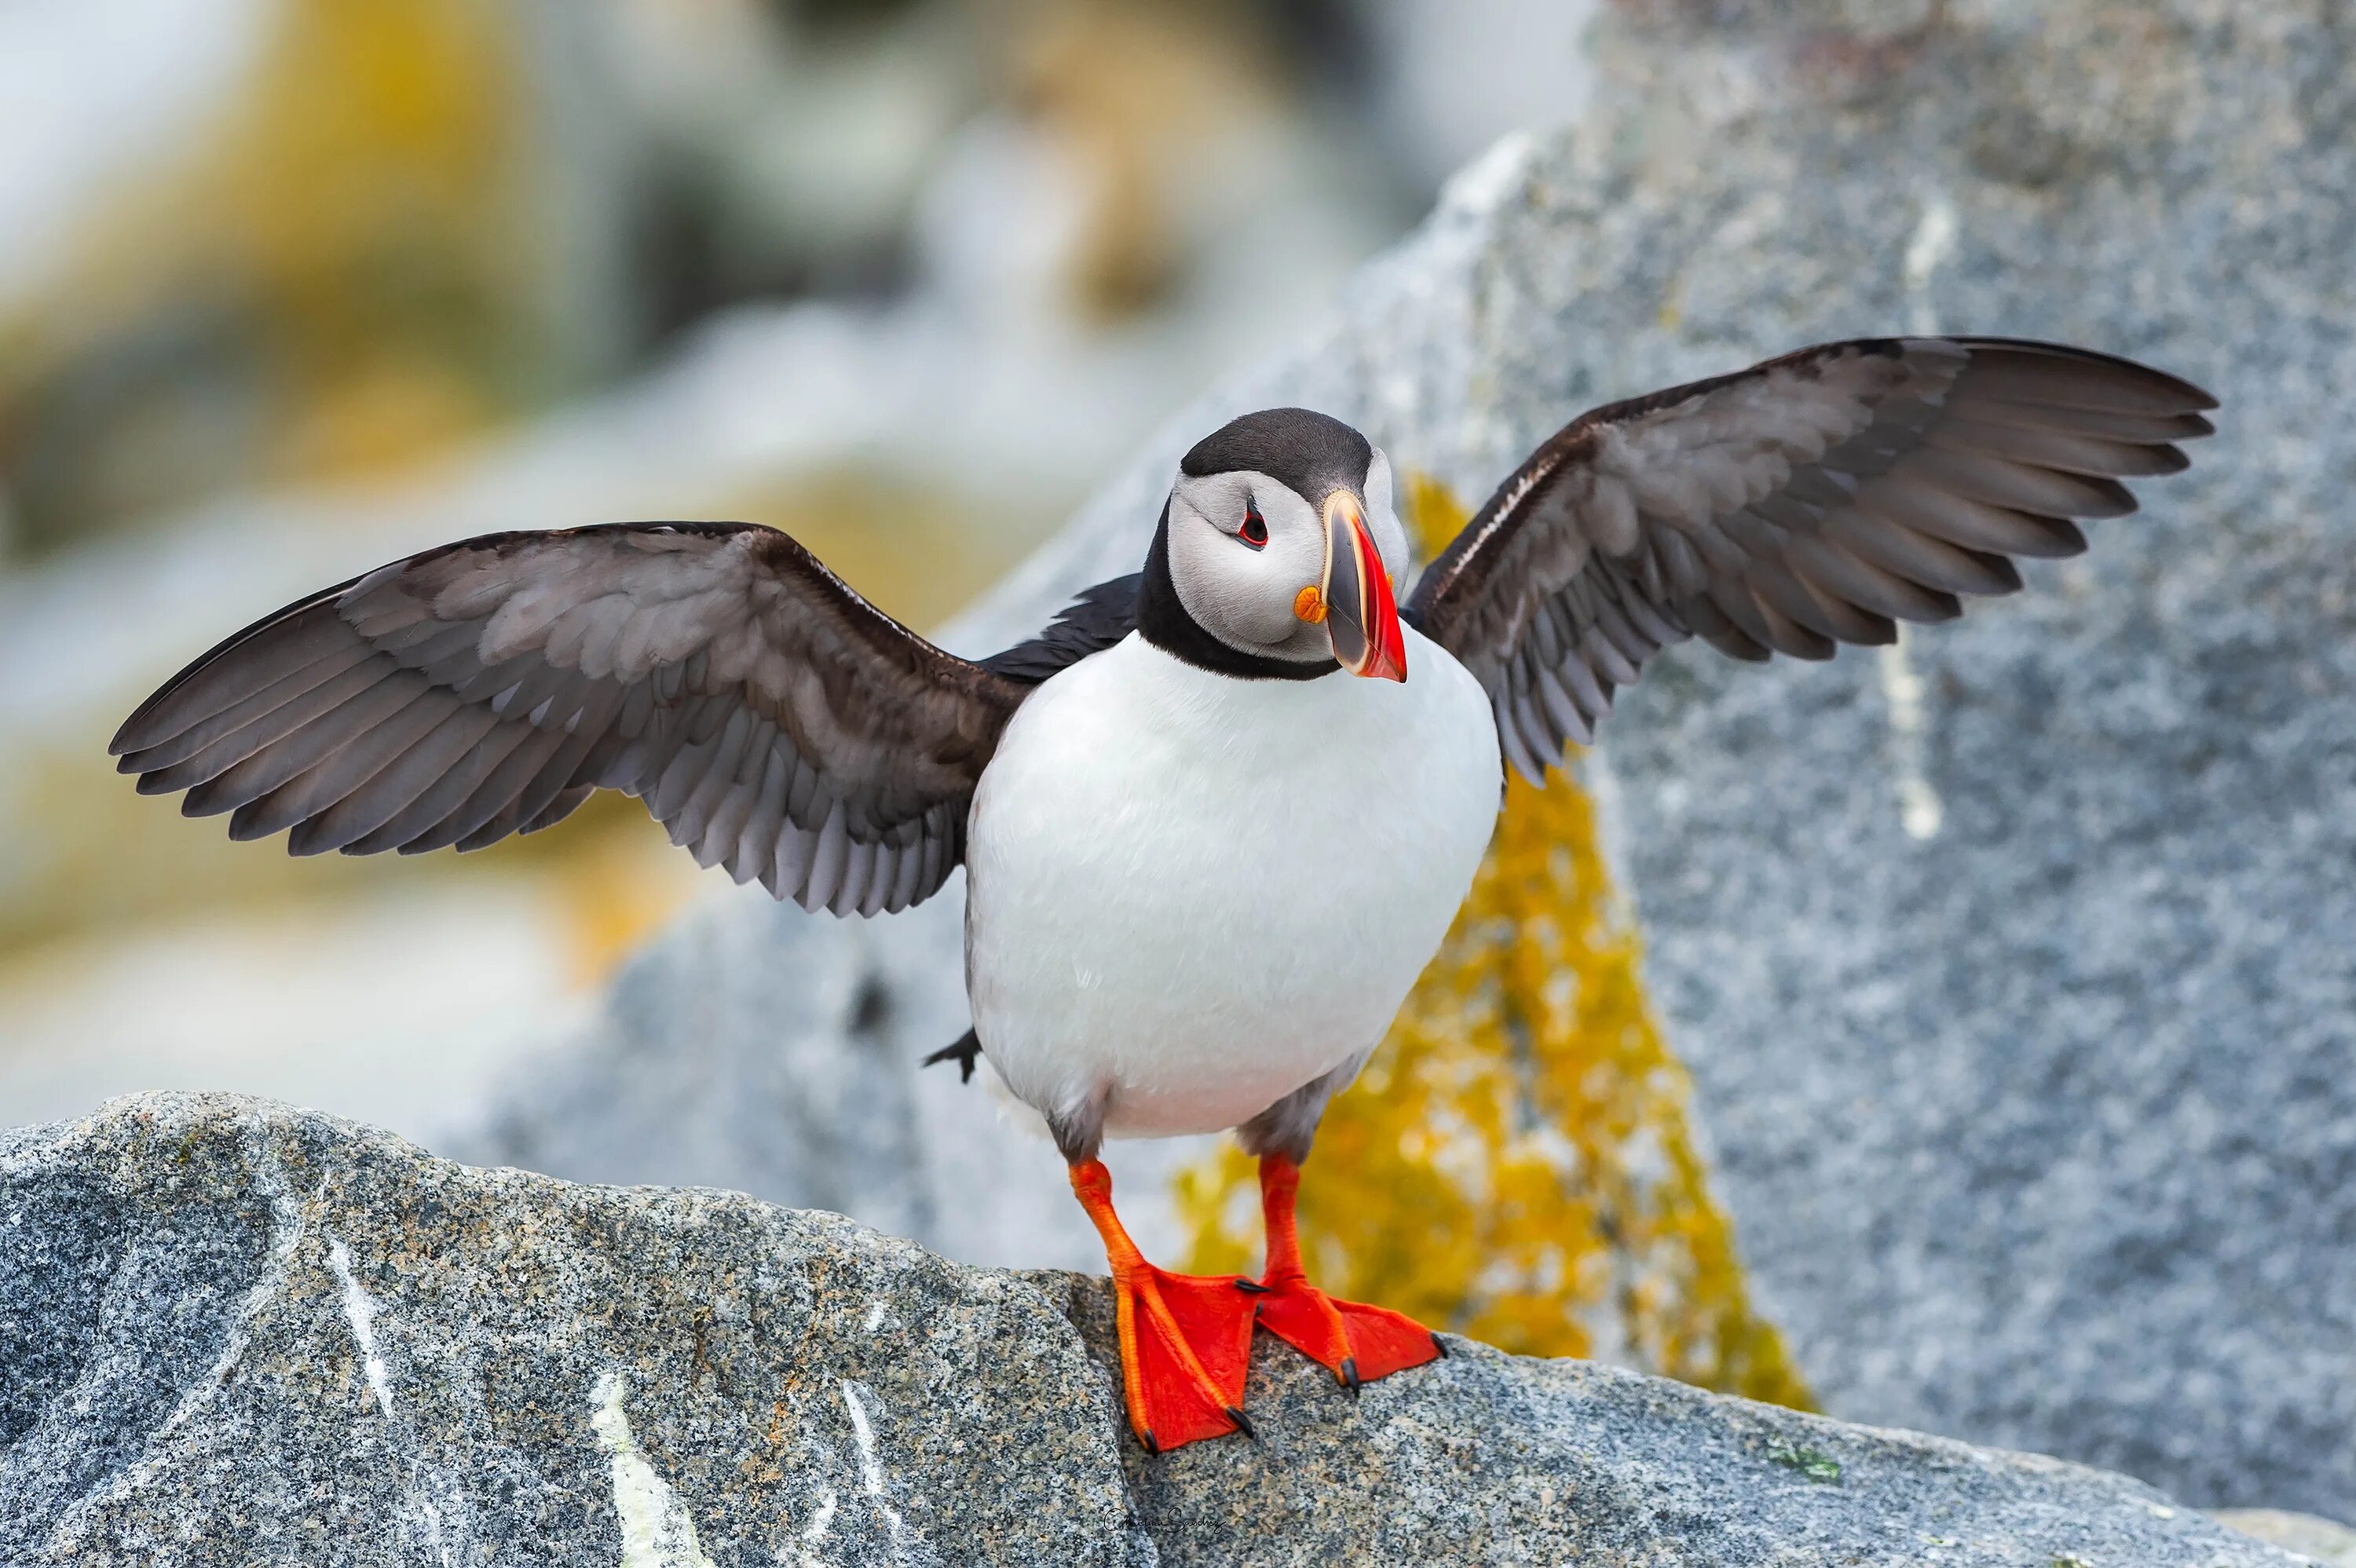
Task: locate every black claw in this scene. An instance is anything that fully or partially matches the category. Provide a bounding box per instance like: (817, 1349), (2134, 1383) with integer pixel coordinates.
(1226, 1406), (1258, 1440)
(1341, 1356), (1362, 1396)
(921, 1028), (982, 1084)
(1140, 1428), (1161, 1457)
(1430, 1332), (1449, 1359)
(1234, 1278), (1270, 1294)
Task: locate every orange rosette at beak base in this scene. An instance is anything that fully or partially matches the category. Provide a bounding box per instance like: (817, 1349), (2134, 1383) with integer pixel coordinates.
(1318, 492), (1407, 682)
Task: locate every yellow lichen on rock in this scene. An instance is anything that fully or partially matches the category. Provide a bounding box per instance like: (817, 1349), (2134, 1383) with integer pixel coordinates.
(1174, 473), (1812, 1407)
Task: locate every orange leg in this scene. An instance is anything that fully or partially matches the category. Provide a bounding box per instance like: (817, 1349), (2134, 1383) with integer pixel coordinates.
(1070, 1160), (1258, 1453)
(1242, 1154), (1445, 1390)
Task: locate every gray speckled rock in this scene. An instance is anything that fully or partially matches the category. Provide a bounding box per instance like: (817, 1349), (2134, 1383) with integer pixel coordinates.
(0, 1095), (2315, 1566)
(1510, 0), (2356, 1525)
(2, 1094), (1140, 1566)
(462, 0), (2354, 1525)
(2215, 1511), (2356, 1567)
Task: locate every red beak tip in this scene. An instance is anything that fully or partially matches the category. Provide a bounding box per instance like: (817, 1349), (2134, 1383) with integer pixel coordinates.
(1355, 519), (1406, 682)
(1326, 503), (1409, 681)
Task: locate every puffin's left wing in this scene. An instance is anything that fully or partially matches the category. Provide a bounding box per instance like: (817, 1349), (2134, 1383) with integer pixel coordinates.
(112, 522), (1030, 915)
(1406, 337), (2215, 780)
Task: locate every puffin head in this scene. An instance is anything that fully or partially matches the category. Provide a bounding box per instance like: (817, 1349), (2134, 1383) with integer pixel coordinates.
(1150, 408), (1410, 682)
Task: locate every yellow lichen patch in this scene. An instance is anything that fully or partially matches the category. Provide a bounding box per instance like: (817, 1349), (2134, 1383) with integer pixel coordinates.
(1173, 473), (1812, 1408)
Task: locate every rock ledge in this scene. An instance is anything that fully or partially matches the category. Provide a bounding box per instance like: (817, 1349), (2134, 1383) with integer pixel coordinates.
(0, 1095), (2314, 1566)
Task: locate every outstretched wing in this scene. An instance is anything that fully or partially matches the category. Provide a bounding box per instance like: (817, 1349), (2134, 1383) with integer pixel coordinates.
(1407, 337), (2216, 781)
(112, 522), (1031, 915)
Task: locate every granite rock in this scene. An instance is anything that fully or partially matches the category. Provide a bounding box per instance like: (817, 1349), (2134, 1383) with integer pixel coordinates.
(1522, 0), (2356, 1523)
(463, 0), (2356, 1522)
(0, 1094), (2318, 1566)
(2215, 1511), (2356, 1567)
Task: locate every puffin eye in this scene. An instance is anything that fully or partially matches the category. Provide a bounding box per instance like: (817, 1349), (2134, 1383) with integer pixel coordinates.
(1238, 506), (1268, 549)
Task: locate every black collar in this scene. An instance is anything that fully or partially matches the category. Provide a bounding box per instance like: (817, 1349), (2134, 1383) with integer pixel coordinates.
(1135, 504), (1337, 682)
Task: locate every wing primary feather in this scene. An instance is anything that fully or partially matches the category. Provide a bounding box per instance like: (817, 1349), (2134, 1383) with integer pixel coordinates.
(117, 639), (379, 775)
(772, 820), (816, 901)
(327, 706), (510, 854)
(1951, 345), (2216, 415)
(730, 746), (792, 889)
(1550, 642), (1612, 721)
(1746, 593), (1838, 660)
(355, 721), (540, 854)
(1496, 696), (1549, 785)
(836, 837), (878, 916)
(1824, 506), (2019, 598)
(803, 801), (851, 913)
(914, 818), (946, 903)
(136, 654), (395, 796)
(276, 694), (486, 854)
(1899, 446), (2138, 520)
(111, 598), (357, 755)
(887, 836), (926, 912)
(186, 668), (433, 820)
(454, 720), (606, 853)
(785, 755), (825, 827)
(695, 758), (768, 875)
(1864, 472), (2098, 557)
(1535, 664), (1597, 747)
(1677, 594), (1773, 661)
(672, 710), (758, 859)
(491, 689), (624, 846)
(245, 689), (461, 852)
(1778, 532), (1964, 623)
(402, 726), (570, 854)
(1924, 419), (2186, 478)
(520, 785), (593, 836)
(1699, 576), (1780, 651)
(1579, 614), (1644, 685)
(1586, 591), (1657, 672)
(860, 845), (894, 915)
(1941, 399), (2213, 444)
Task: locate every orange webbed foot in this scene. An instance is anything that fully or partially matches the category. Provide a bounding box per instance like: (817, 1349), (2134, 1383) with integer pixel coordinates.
(1071, 1160), (1258, 1453)
(1109, 1256), (1258, 1452)
(1246, 1153), (1444, 1391)
(1242, 1271), (1444, 1389)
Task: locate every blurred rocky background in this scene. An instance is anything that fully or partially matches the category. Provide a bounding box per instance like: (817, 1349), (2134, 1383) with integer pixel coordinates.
(8, 0), (2354, 1545)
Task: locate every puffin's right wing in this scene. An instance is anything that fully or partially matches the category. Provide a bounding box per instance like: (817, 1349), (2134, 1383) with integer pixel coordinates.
(112, 522), (1037, 915)
(1406, 337), (2216, 781)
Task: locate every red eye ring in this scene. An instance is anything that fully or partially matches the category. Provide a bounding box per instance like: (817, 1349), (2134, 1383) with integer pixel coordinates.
(1239, 506), (1268, 548)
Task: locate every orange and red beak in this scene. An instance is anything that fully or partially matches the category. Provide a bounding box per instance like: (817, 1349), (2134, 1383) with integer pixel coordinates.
(1315, 491), (1406, 682)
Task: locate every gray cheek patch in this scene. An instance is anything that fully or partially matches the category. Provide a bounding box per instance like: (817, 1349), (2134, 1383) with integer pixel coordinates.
(1166, 475), (1328, 658)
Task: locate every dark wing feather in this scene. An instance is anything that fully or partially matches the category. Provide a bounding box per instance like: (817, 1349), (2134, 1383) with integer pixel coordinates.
(979, 572), (1141, 683)
(113, 522), (1030, 916)
(1408, 337), (2215, 779)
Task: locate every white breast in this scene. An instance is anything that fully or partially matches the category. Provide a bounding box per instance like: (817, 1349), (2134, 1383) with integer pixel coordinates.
(964, 625), (1501, 1142)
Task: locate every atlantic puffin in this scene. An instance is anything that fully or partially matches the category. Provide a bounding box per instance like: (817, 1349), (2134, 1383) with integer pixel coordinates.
(112, 336), (2213, 1452)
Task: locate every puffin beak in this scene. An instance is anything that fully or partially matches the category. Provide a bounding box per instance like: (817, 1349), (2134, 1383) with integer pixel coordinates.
(1316, 491), (1407, 681)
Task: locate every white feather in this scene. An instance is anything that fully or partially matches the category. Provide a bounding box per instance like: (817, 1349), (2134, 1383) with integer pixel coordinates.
(964, 627), (1501, 1142)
